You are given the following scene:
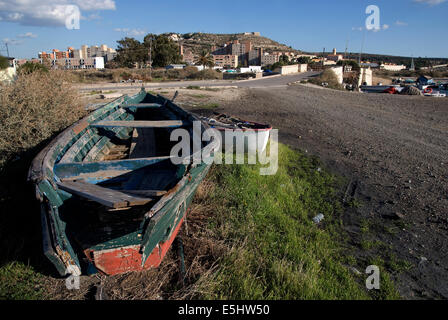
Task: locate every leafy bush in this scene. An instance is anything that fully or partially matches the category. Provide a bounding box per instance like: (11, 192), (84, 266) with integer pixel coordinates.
(0, 71), (86, 166)
(309, 69), (344, 90)
(337, 60), (360, 71)
(17, 62), (48, 75)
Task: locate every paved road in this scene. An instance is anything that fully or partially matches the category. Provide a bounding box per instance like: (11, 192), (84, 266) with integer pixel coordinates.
(76, 71), (321, 92)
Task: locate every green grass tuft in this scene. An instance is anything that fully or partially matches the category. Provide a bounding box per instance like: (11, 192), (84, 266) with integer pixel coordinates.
(197, 144), (383, 299)
(0, 262), (44, 300)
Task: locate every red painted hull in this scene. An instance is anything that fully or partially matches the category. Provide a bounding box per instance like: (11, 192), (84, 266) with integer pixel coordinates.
(85, 217), (184, 275)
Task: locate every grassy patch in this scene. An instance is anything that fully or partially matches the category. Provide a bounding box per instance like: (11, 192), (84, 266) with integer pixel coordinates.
(360, 240), (387, 251)
(367, 257), (401, 300)
(189, 94), (207, 99)
(360, 219), (371, 234)
(0, 262), (44, 300)
(194, 144), (377, 299)
(187, 85), (201, 90)
(388, 254), (413, 273)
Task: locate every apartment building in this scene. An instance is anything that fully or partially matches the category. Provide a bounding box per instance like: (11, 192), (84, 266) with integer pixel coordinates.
(50, 57), (104, 70)
(38, 44), (116, 65)
(213, 55), (239, 68)
(261, 53), (279, 67)
(212, 40), (252, 66)
(248, 48), (263, 66)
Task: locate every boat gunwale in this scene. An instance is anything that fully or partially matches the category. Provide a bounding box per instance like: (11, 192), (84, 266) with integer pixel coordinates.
(28, 89), (219, 275)
(205, 115), (272, 132)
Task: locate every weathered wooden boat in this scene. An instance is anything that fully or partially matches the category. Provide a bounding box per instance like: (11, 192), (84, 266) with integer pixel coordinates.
(28, 89), (218, 276)
(201, 113), (272, 153)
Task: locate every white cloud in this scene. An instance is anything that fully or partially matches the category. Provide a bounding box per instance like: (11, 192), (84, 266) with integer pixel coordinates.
(395, 20), (408, 26)
(114, 28), (130, 32)
(74, 0), (115, 10)
(0, 0), (115, 26)
(81, 13), (102, 20)
(114, 28), (146, 37)
(413, 0), (447, 5)
(17, 32), (38, 38)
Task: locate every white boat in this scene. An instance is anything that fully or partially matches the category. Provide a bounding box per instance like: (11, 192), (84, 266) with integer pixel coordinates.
(201, 114), (272, 153)
(360, 85), (402, 93)
(423, 91), (447, 97)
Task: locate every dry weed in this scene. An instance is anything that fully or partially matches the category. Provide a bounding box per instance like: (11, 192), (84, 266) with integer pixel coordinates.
(0, 71), (86, 167)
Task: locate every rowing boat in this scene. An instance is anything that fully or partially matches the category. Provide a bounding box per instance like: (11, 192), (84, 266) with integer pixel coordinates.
(28, 89), (218, 276)
(201, 113), (272, 153)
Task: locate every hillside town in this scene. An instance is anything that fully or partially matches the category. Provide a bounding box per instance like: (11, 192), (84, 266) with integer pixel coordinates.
(3, 32), (438, 88)
(3, 33), (447, 97)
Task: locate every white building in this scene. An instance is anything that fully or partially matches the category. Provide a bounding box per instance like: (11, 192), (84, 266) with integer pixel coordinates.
(330, 66), (344, 84)
(274, 64), (307, 75)
(240, 66), (262, 73)
(166, 64), (186, 70)
(380, 64), (406, 71)
(93, 57), (104, 69)
(358, 67), (373, 86)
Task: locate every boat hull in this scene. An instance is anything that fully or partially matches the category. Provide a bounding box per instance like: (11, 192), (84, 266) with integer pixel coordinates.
(29, 89), (217, 276)
(85, 217), (185, 275)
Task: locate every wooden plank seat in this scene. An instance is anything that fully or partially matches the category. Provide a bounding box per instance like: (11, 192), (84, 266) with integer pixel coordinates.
(91, 120), (186, 129)
(120, 103), (162, 109)
(54, 156), (172, 183)
(122, 190), (168, 197)
(57, 181), (152, 209)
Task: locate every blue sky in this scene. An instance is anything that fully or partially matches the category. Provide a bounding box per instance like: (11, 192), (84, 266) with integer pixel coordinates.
(0, 0), (447, 59)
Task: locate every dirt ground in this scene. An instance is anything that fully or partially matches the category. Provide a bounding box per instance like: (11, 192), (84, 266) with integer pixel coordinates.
(182, 85), (448, 299)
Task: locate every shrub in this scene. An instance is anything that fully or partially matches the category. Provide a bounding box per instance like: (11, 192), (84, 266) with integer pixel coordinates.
(0, 56), (9, 70)
(0, 71), (86, 167)
(309, 69), (344, 90)
(187, 68), (223, 80)
(17, 62), (48, 75)
(337, 60), (360, 71)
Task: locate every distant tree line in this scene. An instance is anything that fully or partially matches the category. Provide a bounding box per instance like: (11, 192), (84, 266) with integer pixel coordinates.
(341, 53), (448, 70)
(336, 60), (360, 71)
(113, 34), (183, 69)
